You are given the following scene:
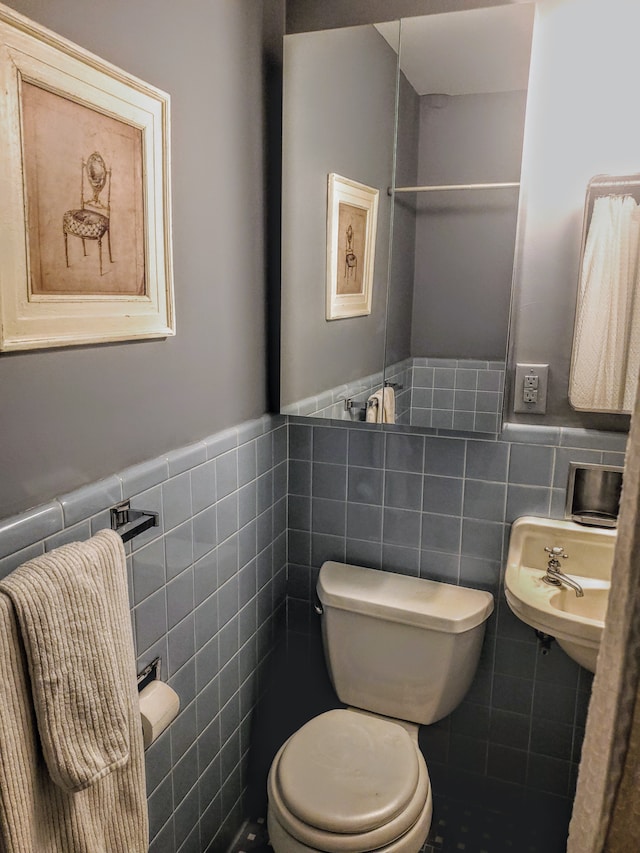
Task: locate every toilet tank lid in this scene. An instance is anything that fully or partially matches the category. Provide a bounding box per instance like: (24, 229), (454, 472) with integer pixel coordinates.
(317, 562), (494, 633)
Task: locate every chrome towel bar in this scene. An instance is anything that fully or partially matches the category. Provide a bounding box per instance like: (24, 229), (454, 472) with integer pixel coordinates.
(110, 500), (159, 543)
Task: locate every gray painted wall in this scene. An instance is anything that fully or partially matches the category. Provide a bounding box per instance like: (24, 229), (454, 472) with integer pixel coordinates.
(411, 91), (527, 360)
(0, 0), (271, 519)
(280, 25), (398, 405)
(507, 0), (634, 430)
(384, 71), (420, 368)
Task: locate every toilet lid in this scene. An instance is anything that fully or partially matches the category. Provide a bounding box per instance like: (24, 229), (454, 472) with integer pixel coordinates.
(275, 709), (420, 834)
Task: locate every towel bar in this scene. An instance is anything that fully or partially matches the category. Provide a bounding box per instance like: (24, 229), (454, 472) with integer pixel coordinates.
(344, 397), (376, 412)
(110, 500), (159, 543)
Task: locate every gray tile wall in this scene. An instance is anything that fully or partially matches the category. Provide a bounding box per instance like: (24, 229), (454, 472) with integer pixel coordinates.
(281, 357), (504, 432)
(1, 413), (628, 851)
(281, 368), (387, 421)
(0, 415), (288, 853)
(286, 418), (627, 830)
(409, 358), (505, 432)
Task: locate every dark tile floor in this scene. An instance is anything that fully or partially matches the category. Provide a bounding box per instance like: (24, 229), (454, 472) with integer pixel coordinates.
(230, 818), (269, 853)
(230, 794), (568, 853)
(424, 796), (567, 852)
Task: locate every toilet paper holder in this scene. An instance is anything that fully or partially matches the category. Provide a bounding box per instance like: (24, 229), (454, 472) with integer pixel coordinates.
(137, 656), (161, 692)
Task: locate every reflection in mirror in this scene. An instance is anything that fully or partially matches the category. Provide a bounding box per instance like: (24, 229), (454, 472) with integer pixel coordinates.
(569, 173), (640, 414)
(280, 22), (400, 420)
(382, 6), (535, 433)
(279, 8), (536, 432)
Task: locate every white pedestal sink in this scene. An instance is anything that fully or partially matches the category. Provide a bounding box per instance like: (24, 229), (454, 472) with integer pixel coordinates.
(504, 516), (616, 672)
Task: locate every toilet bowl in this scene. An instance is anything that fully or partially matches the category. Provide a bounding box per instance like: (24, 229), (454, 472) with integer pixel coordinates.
(267, 710), (432, 853)
(267, 562), (494, 853)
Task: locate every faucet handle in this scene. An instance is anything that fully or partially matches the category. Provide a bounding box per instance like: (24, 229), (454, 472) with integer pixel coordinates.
(544, 545), (568, 558)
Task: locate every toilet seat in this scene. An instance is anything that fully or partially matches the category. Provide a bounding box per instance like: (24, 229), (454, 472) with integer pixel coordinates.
(267, 709), (432, 853)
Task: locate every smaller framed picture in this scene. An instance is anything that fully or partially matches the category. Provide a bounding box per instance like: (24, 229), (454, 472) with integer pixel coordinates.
(326, 173), (378, 320)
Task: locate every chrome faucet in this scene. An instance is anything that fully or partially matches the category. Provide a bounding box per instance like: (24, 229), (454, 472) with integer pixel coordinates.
(542, 546), (584, 597)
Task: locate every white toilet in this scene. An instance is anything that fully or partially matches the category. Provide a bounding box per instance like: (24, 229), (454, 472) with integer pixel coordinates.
(267, 561), (494, 853)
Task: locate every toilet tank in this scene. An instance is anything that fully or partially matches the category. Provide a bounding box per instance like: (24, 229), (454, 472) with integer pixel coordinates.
(316, 562), (494, 725)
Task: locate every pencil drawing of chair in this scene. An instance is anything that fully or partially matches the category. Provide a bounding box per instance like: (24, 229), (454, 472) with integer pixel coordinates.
(63, 152), (113, 275)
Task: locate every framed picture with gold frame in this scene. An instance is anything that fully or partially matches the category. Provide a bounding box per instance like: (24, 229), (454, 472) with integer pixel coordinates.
(326, 173), (378, 321)
(0, 2), (174, 351)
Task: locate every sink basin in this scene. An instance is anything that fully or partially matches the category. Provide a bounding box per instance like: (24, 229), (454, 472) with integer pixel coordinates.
(504, 516), (616, 671)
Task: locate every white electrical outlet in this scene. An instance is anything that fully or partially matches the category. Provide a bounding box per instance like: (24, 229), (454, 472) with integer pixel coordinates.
(514, 364), (549, 413)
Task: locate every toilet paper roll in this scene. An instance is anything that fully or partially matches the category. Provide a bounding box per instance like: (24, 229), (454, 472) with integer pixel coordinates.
(139, 680), (180, 748)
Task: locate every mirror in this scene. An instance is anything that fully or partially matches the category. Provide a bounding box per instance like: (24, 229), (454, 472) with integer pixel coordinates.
(569, 173), (640, 414)
(280, 22), (400, 419)
(280, 7), (535, 431)
(382, 7), (534, 433)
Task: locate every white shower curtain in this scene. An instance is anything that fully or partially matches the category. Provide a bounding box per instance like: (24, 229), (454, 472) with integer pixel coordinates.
(570, 194), (640, 412)
(567, 372), (640, 851)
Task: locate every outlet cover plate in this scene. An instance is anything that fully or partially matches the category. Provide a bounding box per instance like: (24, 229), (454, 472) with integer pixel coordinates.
(514, 363), (549, 414)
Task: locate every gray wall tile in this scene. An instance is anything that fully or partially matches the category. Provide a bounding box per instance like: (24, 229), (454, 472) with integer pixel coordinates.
(421, 513), (462, 554)
(162, 473), (192, 531)
(191, 461), (217, 514)
(348, 428), (384, 468)
(168, 443), (207, 477)
(59, 477), (122, 527)
(385, 432), (425, 472)
(133, 538), (166, 604)
(348, 467), (383, 505)
(289, 424), (312, 460)
(312, 498), (346, 536)
(167, 569), (195, 629)
(121, 457), (170, 500)
(422, 475), (463, 516)
(313, 425), (347, 463)
(216, 450), (239, 500)
(466, 441), (509, 482)
(45, 520), (92, 552)
(505, 485), (551, 523)
(509, 444), (554, 486)
(312, 462), (347, 501)
(168, 614), (196, 677)
(165, 521), (194, 581)
(237, 443), (257, 488)
(464, 480), (506, 522)
(204, 428), (238, 460)
(135, 588), (168, 655)
(309, 531), (345, 567)
(425, 436), (465, 476)
(385, 471), (423, 510)
(383, 508), (421, 547)
(192, 507), (216, 563)
(347, 503), (383, 542)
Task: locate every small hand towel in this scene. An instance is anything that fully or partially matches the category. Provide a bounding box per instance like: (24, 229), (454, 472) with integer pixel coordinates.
(366, 386), (396, 424)
(0, 529), (148, 853)
(365, 389), (383, 422)
(0, 530), (131, 791)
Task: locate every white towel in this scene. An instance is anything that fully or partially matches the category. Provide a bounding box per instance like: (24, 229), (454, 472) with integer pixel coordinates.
(366, 386), (396, 423)
(0, 529), (148, 852)
(570, 194), (640, 411)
